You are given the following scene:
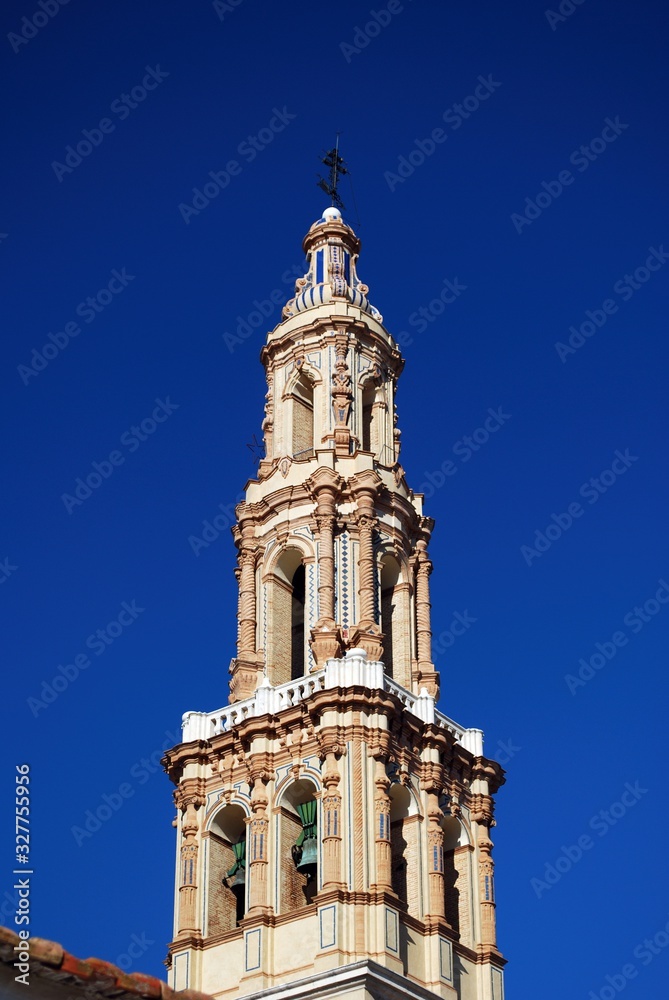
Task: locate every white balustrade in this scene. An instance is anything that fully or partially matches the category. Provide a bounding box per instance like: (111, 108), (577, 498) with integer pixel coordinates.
(180, 648), (483, 754)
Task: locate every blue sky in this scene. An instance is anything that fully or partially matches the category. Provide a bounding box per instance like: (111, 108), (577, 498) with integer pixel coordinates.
(3, 0), (668, 996)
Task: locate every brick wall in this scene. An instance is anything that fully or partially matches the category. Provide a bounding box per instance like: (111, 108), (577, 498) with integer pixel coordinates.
(206, 833), (238, 935)
(268, 577), (292, 685)
(445, 846), (473, 947)
(292, 396), (313, 456)
(279, 808), (310, 913)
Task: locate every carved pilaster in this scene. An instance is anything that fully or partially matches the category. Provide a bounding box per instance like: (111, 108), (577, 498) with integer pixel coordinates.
(372, 757), (392, 890)
(425, 792), (446, 919)
(320, 750), (344, 889)
(248, 773), (271, 915)
(175, 787), (205, 938)
(472, 794), (498, 949)
(331, 334), (352, 456)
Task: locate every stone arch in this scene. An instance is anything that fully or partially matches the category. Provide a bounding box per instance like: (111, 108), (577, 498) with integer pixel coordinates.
(206, 804), (247, 935)
(389, 782), (421, 918)
(276, 777), (320, 913)
(264, 541), (314, 685)
(442, 814), (472, 945)
(378, 547), (412, 688)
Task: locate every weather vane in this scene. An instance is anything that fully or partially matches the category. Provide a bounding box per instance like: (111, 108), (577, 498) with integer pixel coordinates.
(317, 135), (347, 211)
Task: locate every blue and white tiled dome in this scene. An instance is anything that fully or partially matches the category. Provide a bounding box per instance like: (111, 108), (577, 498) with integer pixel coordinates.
(282, 208), (382, 322)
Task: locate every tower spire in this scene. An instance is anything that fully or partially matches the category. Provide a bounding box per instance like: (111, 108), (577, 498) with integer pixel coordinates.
(163, 206), (506, 1000)
(317, 136), (348, 211)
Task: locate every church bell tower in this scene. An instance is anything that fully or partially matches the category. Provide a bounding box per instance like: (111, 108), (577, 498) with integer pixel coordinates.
(162, 206), (506, 1000)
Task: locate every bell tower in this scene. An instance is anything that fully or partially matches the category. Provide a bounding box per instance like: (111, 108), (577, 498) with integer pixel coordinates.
(163, 207), (506, 1000)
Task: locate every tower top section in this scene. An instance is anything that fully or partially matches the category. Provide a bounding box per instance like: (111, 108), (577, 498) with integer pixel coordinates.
(281, 208), (382, 325)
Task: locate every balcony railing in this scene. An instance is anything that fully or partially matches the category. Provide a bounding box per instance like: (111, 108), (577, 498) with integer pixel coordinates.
(181, 648), (483, 756)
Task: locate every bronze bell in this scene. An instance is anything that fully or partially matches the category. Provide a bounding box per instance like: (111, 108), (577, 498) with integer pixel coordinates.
(295, 835), (318, 880)
(226, 867), (245, 891)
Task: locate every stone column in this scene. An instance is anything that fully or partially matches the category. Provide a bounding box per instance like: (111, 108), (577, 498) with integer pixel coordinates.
(415, 540), (432, 665)
(321, 750), (344, 889)
(414, 538), (439, 696)
(238, 544), (257, 657)
(307, 468), (343, 666)
(350, 471), (383, 660)
(373, 757), (392, 890)
(248, 773), (271, 915)
(176, 794), (203, 937)
(231, 512), (259, 702)
(425, 792), (446, 919)
(473, 795), (498, 949)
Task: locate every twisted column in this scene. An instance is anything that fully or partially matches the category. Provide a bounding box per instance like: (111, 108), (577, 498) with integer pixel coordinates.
(415, 539), (433, 666)
(307, 468), (343, 666)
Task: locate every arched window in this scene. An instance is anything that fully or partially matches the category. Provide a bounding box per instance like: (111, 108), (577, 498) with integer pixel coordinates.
(290, 372), (314, 459)
(380, 555), (411, 687)
(442, 815), (472, 946)
(207, 805), (247, 934)
(266, 547), (308, 685)
(361, 384), (375, 453)
(389, 783), (420, 918)
(291, 564), (305, 680)
(278, 780), (319, 913)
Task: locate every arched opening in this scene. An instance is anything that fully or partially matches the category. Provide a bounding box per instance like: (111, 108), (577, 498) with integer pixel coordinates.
(278, 779), (319, 913)
(266, 547), (308, 685)
(442, 815), (471, 943)
(207, 805), (247, 934)
(291, 564), (305, 680)
(380, 555), (411, 686)
(389, 784), (410, 908)
(361, 384), (375, 453)
(290, 371), (314, 459)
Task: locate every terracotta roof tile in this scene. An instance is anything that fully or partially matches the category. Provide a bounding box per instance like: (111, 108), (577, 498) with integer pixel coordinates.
(0, 926), (215, 1000)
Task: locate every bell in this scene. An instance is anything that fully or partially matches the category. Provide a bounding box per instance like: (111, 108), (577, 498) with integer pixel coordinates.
(226, 867), (245, 891)
(295, 835), (318, 880)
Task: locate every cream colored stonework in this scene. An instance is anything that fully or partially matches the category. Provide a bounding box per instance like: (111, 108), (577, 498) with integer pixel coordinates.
(163, 209), (506, 1000)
